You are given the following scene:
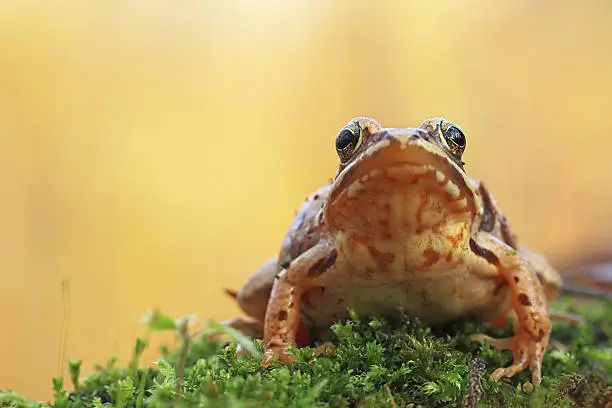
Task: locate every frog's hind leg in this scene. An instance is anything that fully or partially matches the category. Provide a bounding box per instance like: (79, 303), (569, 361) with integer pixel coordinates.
(468, 232), (552, 388)
(233, 257), (279, 321)
(209, 257), (279, 344)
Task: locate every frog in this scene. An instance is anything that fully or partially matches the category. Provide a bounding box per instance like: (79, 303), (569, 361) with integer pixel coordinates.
(223, 117), (563, 388)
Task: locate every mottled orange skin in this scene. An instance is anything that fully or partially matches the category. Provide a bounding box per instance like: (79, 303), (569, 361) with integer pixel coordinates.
(226, 117), (562, 387)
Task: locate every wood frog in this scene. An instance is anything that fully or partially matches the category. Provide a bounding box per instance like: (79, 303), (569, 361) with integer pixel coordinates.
(223, 117), (564, 388)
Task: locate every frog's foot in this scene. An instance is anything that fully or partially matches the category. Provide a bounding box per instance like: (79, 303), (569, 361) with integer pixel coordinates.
(261, 344), (296, 367)
(470, 329), (547, 387)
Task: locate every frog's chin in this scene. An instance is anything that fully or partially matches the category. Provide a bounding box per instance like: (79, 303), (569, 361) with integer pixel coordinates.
(326, 140), (474, 235)
(330, 138), (465, 203)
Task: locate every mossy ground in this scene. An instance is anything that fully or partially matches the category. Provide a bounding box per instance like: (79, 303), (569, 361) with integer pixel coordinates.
(2, 296), (611, 407)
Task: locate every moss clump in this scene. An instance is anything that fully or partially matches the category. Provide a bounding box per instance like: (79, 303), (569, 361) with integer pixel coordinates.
(1, 297), (611, 407)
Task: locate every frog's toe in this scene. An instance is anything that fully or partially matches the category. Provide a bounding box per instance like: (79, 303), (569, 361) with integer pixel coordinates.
(261, 346), (296, 367)
(469, 333), (512, 349)
(470, 331), (546, 388)
(490, 361), (528, 381)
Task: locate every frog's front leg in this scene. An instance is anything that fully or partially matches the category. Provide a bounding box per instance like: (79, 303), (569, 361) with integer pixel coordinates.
(469, 232), (551, 388)
(262, 242), (337, 366)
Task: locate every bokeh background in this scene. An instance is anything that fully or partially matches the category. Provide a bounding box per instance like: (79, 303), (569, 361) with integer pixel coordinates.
(1, 0), (611, 400)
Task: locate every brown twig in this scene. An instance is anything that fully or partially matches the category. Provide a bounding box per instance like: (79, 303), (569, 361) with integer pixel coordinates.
(385, 384), (397, 408)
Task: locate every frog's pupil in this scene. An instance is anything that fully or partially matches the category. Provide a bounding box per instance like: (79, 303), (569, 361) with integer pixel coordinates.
(446, 126), (466, 147)
(336, 129), (357, 151)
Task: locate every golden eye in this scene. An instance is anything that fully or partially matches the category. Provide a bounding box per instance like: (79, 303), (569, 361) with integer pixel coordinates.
(335, 124), (361, 162)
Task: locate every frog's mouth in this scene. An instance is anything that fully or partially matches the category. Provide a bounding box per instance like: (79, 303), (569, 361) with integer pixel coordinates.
(326, 130), (476, 229)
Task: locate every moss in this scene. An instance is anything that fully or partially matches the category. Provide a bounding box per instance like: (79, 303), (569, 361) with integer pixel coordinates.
(1, 296), (611, 407)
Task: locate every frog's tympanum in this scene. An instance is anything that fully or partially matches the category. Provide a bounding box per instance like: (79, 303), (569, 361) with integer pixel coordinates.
(223, 118), (563, 388)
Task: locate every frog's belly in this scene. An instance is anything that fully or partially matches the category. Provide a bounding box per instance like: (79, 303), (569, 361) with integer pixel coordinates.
(300, 270), (509, 327)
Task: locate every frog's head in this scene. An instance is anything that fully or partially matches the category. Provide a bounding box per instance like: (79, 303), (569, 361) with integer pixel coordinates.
(325, 117), (478, 240)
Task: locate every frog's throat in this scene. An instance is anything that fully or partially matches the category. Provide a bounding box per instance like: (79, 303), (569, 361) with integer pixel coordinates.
(328, 132), (477, 216)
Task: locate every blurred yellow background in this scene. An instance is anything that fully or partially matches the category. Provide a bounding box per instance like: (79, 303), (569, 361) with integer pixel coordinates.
(1, 0), (611, 400)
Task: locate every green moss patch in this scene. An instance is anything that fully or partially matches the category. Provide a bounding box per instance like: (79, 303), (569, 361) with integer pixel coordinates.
(2, 296), (611, 407)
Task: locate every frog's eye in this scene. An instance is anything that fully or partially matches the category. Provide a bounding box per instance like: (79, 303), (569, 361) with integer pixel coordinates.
(440, 122), (466, 159)
(335, 125), (361, 162)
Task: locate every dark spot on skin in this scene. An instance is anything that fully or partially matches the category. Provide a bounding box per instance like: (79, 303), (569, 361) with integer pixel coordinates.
(288, 301), (294, 308)
(280, 261), (290, 269)
(518, 293), (532, 306)
(278, 310), (288, 321)
(313, 194), (319, 200)
(308, 249), (338, 276)
(500, 215), (518, 248)
(274, 273), (281, 280)
(513, 276), (520, 283)
(478, 183), (496, 232)
(422, 248), (440, 269)
(469, 238), (500, 266)
(478, 183), (518, 248)
(536, 328), (545, 341)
